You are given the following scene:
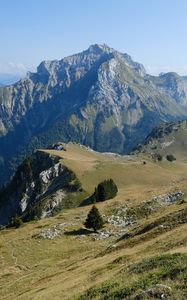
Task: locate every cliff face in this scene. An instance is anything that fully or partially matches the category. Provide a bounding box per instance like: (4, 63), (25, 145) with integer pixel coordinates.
(0, 150), (82, 225)
(1, 44), (187, 186)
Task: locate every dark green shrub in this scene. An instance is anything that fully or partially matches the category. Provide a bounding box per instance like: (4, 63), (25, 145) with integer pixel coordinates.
(25, 203), (43, 221)
(166, 154), (176, 162)
(92, 179), (118, 202)
(69, 178), (82, 191)
(10, 216), (23, 228)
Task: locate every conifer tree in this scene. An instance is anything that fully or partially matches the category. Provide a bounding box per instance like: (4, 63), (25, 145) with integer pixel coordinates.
(92, 178), (118, 202)
(84, 205), (104, 232)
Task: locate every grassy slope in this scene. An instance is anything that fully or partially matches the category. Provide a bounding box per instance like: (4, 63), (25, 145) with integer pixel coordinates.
(137, 121), (187, 161)
(0, 143), (186, 299)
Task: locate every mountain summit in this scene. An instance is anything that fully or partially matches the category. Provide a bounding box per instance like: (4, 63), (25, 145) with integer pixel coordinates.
(1, 44), (187, 186)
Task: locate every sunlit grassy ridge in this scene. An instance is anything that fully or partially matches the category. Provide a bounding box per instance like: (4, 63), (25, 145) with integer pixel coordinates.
(42, 142), (187, 197)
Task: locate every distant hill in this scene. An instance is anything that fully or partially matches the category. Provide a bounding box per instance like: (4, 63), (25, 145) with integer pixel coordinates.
(0, 73), (21, 85)
(1, 44), (187, 186)
(151, 72), (187, 106)
(134, 119), (187, 160)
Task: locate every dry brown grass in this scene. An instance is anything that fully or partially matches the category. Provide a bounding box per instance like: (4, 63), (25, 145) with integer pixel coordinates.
(0, 143), (186, 299)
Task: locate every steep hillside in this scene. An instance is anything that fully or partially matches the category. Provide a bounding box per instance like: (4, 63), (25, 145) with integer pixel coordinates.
(0, 149), (85, 225)
(135, 120), (187, 160)
(1, 44), (187, 186)
(0, 143), (186, 299)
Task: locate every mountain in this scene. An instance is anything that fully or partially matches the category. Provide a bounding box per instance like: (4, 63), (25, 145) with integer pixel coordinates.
(0, 142), (186, 299)
(1, 44), (187, 186)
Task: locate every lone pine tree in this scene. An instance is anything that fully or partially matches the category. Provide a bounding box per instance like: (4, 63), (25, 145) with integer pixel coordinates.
(84, 205), (104, 232)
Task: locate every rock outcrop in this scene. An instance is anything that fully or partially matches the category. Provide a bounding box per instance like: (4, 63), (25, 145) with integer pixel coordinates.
(0, 150), (82, 225)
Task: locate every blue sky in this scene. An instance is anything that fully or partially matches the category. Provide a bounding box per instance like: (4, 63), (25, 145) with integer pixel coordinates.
(1, 0), (187, 75)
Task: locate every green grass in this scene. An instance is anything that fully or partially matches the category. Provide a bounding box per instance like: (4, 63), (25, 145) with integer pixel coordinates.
(77, 253), (187, 300)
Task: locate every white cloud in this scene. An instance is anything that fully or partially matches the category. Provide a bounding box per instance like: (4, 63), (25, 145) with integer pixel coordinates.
(0, 62), (35, 75)
(8, 62), (27, 70)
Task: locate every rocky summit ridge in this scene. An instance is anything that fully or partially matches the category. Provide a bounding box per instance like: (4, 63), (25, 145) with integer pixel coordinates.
(1, 44), (187, 186)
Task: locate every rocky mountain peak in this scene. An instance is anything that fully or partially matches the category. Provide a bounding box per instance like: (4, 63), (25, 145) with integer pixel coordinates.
(34, 44), (116, 81)
(1, 44), (187, 187)
(87, 43), (117, 54)
(87, 44), (146, 76)
(35, 44), (146, 81)
(37, 60), (58, 76)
